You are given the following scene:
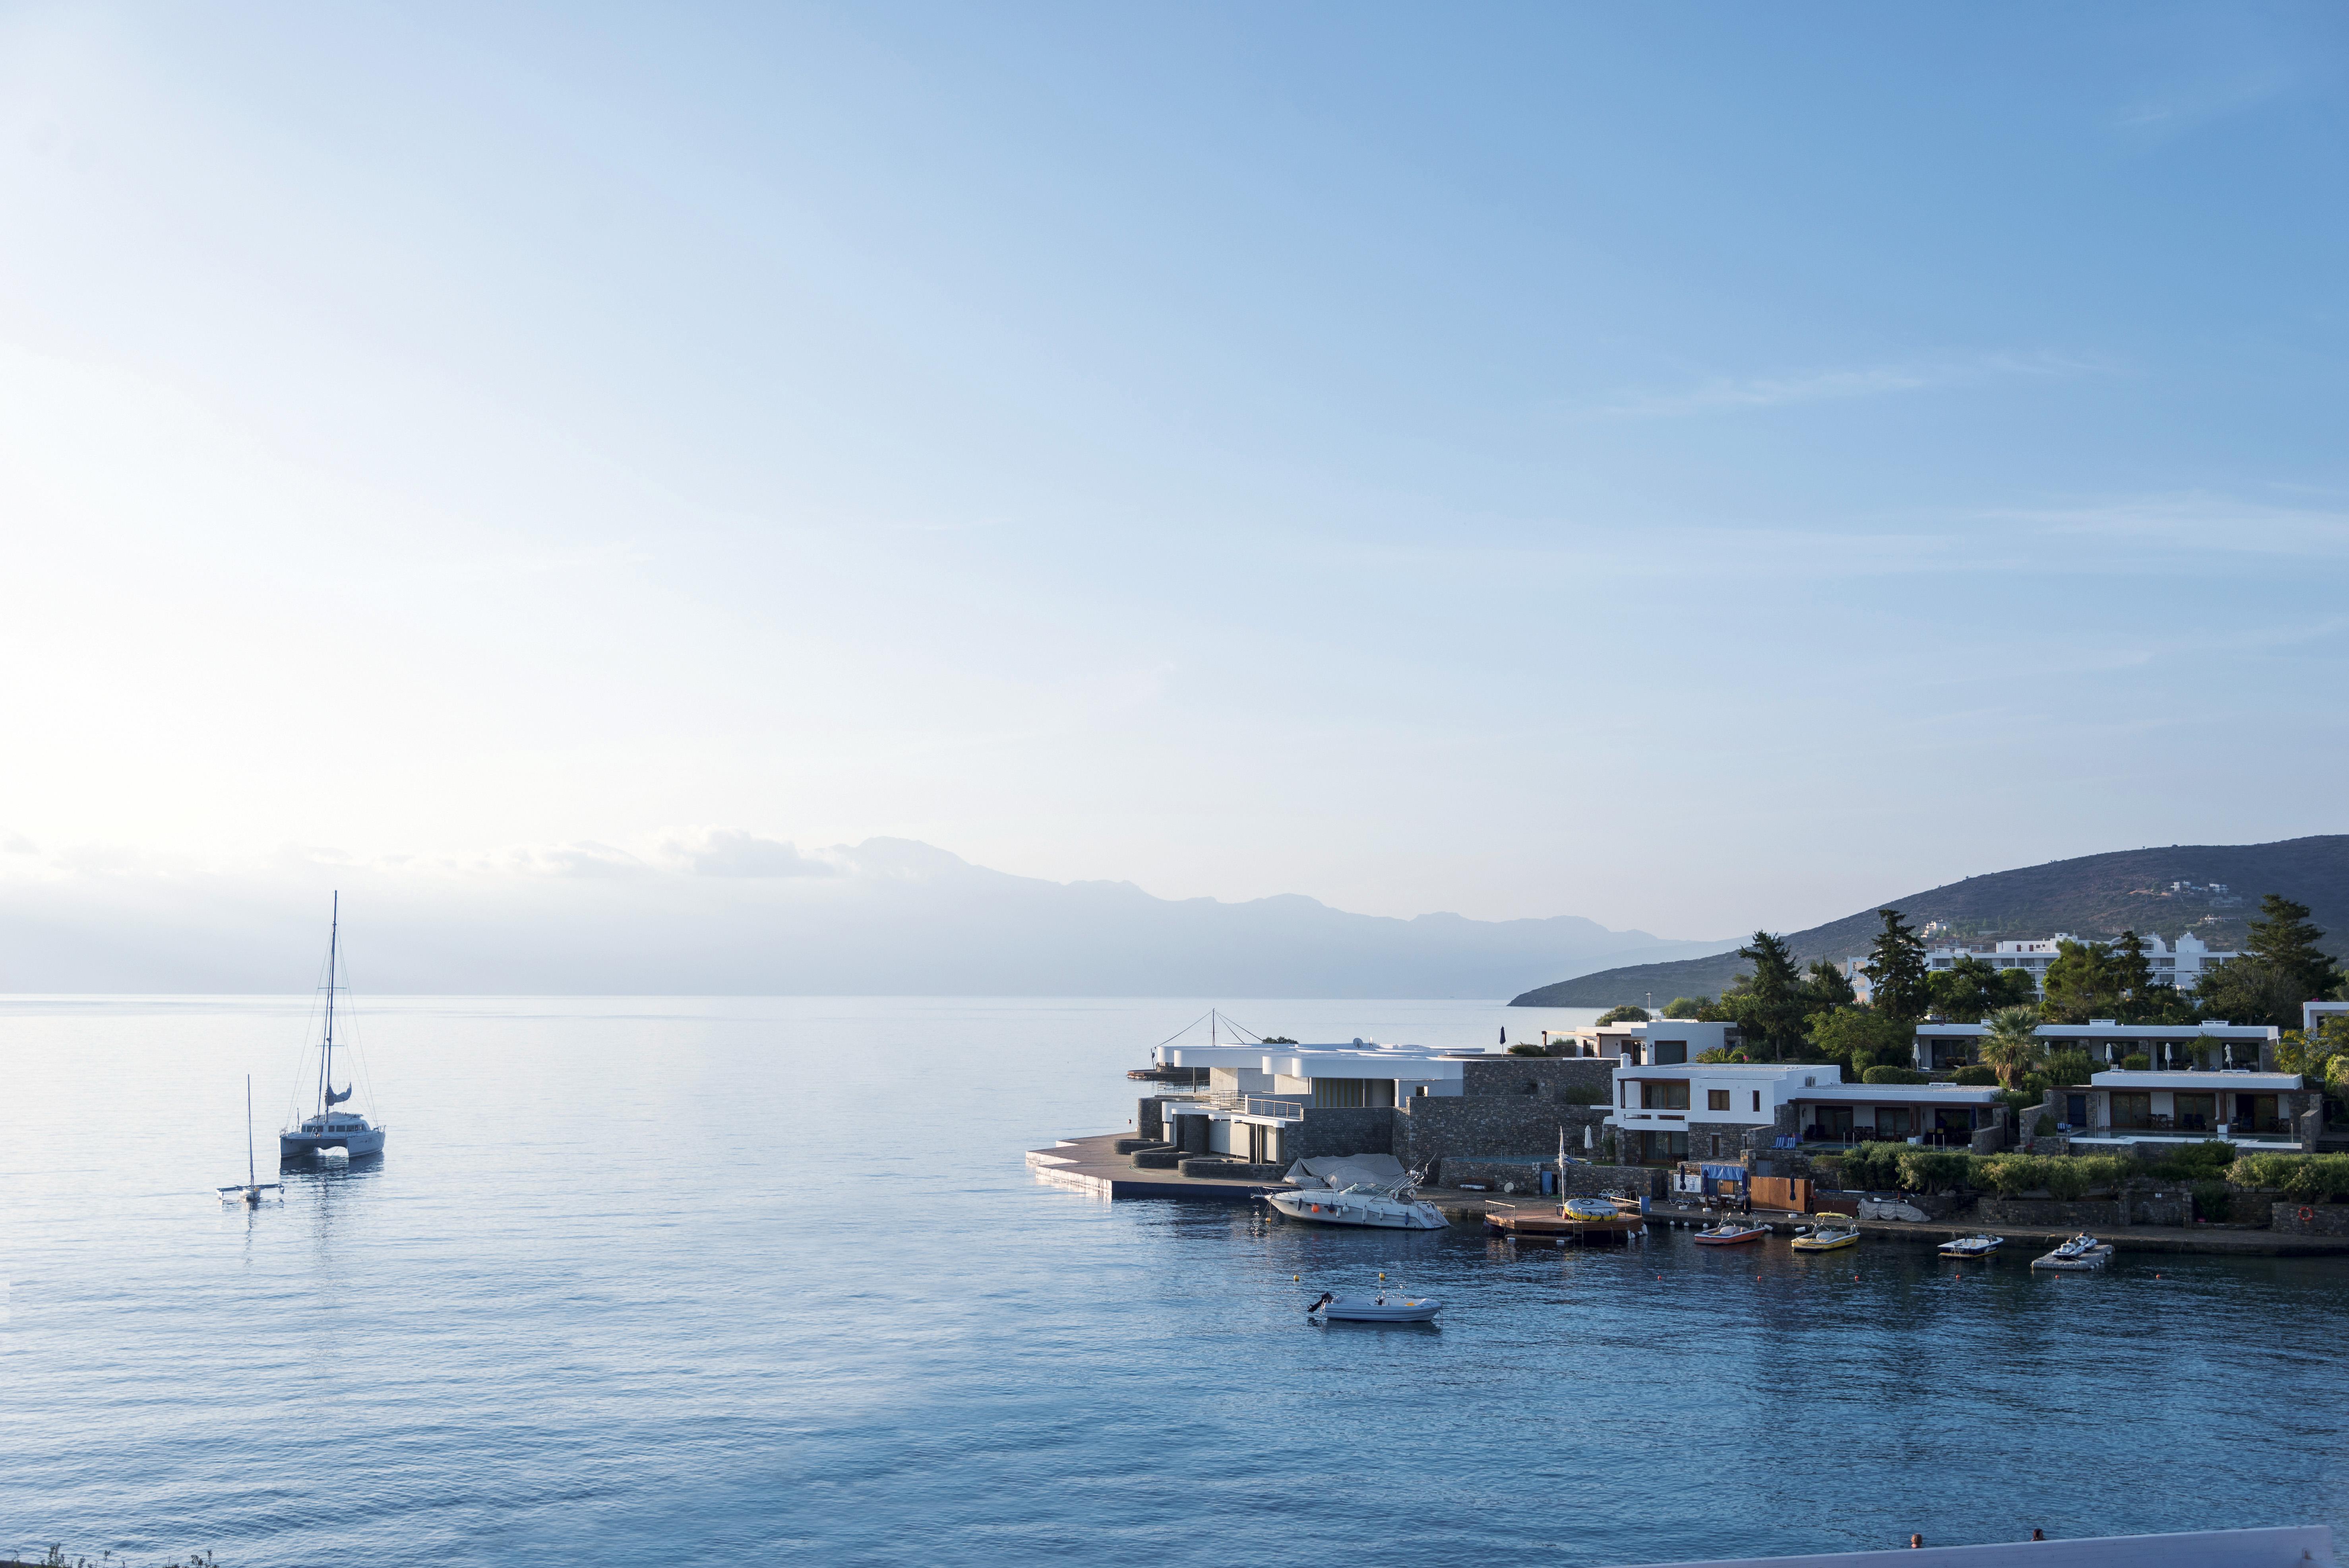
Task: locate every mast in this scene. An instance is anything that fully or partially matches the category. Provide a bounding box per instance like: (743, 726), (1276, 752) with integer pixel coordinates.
(247, 1074), (256, 1190)
(316, 892), (340, 1119)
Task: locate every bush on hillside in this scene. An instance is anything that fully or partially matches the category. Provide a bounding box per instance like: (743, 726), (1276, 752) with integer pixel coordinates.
(1950, 1065), (1998, 1086)
(1896, 1148), (1975, 1194)
(1594, 1005), (1651, 1025)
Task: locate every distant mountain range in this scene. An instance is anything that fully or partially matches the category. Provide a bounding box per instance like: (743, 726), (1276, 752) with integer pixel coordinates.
(0, 836), (1726, 997)
(1509, 835), (2349, 1009)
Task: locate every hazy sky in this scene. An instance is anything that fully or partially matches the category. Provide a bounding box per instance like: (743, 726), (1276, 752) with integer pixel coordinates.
(1, 3), (2343, 938)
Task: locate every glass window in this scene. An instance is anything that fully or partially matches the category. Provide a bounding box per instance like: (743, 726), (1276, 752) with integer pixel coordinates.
(2065, 1094), (2087, 1126)
(1654, 1041), (1688, 1065)
(1751, 1090), (1761, 1113)
(1707, 1089), (1731, 1111)
(1641, 1081), (1690, 1110)
(2110, 1092), (2152, 1130)
(2174, 1094), (2215, 1132)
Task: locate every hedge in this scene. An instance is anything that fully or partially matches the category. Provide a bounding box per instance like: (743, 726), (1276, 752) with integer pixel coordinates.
(2227, 1153), (2349, 1201)
(1861, 1066), (1929, 1085)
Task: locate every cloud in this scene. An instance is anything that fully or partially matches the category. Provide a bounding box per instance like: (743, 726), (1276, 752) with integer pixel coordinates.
(500, 841), (651, 879)
(2115, 70), (2290, 139)
(1597, 351), (2103, 418)
(658, 829), (840, 879)
(1985, 492), (2349, 559)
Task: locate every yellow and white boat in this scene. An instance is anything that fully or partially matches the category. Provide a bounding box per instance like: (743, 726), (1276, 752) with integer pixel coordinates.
(1789, 1224), (1861, 1252)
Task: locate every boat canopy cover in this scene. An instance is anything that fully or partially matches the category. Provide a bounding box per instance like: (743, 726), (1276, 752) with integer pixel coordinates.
(325, 1084), (354, 1105)
(1285, 1154), (1407, 1190)
(1700, 1163), (1745, 1181)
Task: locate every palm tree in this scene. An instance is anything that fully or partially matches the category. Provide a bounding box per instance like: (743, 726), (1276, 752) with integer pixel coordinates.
(1975, 1006), (2045, 1089)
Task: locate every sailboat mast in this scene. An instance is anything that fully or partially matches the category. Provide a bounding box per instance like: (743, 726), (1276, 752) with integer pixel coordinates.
(247, 1074), (256, 1189)
(317, 892), (339, 1117)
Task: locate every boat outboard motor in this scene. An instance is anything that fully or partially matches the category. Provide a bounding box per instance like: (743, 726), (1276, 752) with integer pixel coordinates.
(1307, 1292), (1334, 1316)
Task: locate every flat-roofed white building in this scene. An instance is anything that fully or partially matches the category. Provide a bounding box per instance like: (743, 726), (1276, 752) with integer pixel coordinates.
(1911, 931), (2238, 999)
(1913, 1019), (2279, 1073)
(1559, 1018), (1742, 1065)
(1605, 1059), (2008, 1160)
(2049, 1069), (2312, 1148)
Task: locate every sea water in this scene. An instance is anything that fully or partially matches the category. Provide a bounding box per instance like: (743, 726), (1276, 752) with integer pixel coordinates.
(1, 995), (2345, 1567)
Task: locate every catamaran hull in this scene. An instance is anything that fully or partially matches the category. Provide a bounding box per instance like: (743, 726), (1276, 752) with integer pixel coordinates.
(280, 1130), (386, 1159)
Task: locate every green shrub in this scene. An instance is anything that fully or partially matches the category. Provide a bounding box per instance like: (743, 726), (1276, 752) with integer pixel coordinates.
(1861, 1065), (1929, 1085)
(1975, 1154), (2046, 1196)
(2044, 1160), (2091, 1201)
(1595, 1005), (1651, 1024)
(2146, 1140), (2237, 1181)
(2030, 1112), (2054, 1139)
(2119, 1053), (2150, 1070)
(2227, 1153), (2349, 1200)
(2190, 1179), (2232, 1222)
(1950, 1065), (1998, 1086)
(2044, 1048), (2096, 1085)
(1896, 1148), (1975, 1194)
(1507, 1041), (1546, 1055)
(1695, 1047), (1733, 1063)
(2071, 1155), (2135, 1193)
(1836, 1142), (1906, 1191)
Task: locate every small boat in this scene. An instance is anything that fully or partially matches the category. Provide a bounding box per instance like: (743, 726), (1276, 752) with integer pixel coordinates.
(2031, 1233), (2115, 1271)
(1265, 1184), (1446, 1230)
(1790, 1225), (1861, 1252)
(1938, 1234), (2003, 1259)
(1693, 1221), (1768, 1246)
(216, 1075), (284, 1207)
(1603, 1191), (1646, 1215)
(279, 894), (388, 1161)
(1307, 1290), (1442, 1324)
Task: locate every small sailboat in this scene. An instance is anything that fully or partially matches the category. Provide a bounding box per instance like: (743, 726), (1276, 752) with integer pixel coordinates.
(2031, 1233), (2115, 1271)
(279, 893), (387, 1160)
(1693, 1221), (1768, 1246)
(1307, 1290), (1443, 1324)
(217, 1075), (284, 1206)
(1938, 1233), (2003, 1259)
(1790, 1224), (1861, 1252)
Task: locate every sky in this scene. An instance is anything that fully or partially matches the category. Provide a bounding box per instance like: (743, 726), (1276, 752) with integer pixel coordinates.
(0, 2), (2344, 943)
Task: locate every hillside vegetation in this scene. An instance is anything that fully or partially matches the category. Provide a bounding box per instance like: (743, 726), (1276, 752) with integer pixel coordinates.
(1510, 835), (2349, 1009)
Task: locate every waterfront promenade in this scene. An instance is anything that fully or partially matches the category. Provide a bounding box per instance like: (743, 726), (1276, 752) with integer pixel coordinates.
(1030, 1132), (2349, 1256)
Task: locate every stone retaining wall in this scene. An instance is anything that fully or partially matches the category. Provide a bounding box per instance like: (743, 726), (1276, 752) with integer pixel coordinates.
(1395, 1098), (1609, 1168)
(1974, 1197), (2125, 1228)
(1438, 1158), (1553, 1194)
(1177, 1158), (1286, 1181)
(1459, 1057), (1615, 1103)
(1285, 1106), (1399, 1161)
(2270, 1201), (2349, 1237)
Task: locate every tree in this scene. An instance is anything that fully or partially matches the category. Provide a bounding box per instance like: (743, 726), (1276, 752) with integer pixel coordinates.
(1807, 1007), (1914, 1078)
(1594, 1005), (1650, 1024)
(2243, 894), (2345, 1005)
(2113, 930), (2154, 1005)
(1859, 908), (1930, 1020)
(1804, 960), (1857, 1010)
(1975, 1005), (2047, 1089)
(1722, 931), (1809, 1060)
(1925, 956), (2036, 1022)
(1662, 996), (1709, 1020)
(2040, 939), (2123, 1024)
(2196, 958), (2313, 1031)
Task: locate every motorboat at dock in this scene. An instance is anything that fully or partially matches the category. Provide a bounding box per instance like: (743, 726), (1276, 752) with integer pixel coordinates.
(2031, 1233), (2116, 1270)
(1789, 1224), (1861, 1252)
(1939, 1233), (2004, 1259)
(1692, 1221), (1768, 1246)
(1263, 1156), (1446, 1230)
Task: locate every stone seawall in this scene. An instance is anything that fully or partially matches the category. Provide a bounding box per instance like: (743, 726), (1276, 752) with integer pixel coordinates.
(2271, 1202), (2349, 1237)
(1459, 1057), (1614, 1103)
(1284, 1106), (1398, 1161)
(1396, 1098), (1609, 1168)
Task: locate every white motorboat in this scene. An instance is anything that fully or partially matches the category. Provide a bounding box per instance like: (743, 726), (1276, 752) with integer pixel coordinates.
(279, 894), (388, 1161)
(1938, 1234), (2003, 1259)
(2031, 1233), (2115, 1270)
(217, 1074), (284, 1207)
(1265, 1183), (1447, 1230)
(1307, 1290), (1443, 1323)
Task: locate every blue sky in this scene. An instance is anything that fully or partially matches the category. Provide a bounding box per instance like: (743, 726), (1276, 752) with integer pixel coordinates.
(0, 2), (2343, 938)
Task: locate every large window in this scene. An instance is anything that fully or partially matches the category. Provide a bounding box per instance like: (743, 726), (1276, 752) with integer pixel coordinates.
(1640, 1131), (1689, 1163)
(1877, 1108), (1911, 1138)
(1707, 1089), (1731, 1112)
(1653, 1041), (1688, 1065)
(1311, 1078), (1397, 1108)
(2110, 1092), (2152, 1131)
(1641, 1080), (1690, 1110)
(2174, 1094), (2215, 1133)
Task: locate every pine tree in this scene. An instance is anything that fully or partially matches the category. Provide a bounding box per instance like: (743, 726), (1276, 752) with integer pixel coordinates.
(1859, 908), (1929, 1020)
(1728, 930), (1808, 1061)
(2242, 894), (2345, 1004)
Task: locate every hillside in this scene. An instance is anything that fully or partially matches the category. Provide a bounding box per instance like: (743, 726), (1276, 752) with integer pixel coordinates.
(1509, 834), (2349, 1009)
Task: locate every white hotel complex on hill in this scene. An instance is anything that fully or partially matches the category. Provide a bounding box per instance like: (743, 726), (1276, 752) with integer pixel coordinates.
(1851, 929), (2240, 1001)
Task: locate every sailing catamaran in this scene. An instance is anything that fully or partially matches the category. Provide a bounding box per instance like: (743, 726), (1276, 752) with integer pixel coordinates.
(217, 1074), (285, 1205)
(279, 893), (387, 1160)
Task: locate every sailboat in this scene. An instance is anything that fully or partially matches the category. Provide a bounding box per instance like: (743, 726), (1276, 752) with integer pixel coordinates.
(217, 1074), (285, 1205)
(279, 893), (387, 1160)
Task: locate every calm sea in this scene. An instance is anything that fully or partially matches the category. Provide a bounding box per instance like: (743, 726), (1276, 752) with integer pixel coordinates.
(2, 995), (2345, 1568)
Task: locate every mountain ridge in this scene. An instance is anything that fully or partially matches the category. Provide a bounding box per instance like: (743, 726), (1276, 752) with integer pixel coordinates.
(1508, 834), (2349, 1009)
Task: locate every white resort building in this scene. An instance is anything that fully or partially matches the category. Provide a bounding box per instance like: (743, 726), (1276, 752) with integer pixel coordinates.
(1909, 931), (2240, 999)
(1912, 1018), (2280, 1073)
